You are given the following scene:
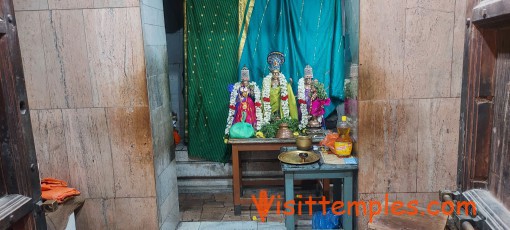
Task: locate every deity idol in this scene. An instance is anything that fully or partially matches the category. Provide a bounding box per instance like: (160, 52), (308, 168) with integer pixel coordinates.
(225, 67), (262, 135)
(261, 52), (298, 124)
(234, 67), (256, 125)
(297, 65), (330, 129)
(297, 65), (314, 129)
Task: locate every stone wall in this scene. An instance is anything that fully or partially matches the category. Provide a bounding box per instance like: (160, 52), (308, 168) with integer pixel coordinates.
(14, 0), (177, 229)
(141, 0), (180, 229)
(357, 0), (466, 228)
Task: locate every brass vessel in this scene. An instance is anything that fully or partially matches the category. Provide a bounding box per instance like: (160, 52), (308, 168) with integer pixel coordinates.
(276, 123), (293, 138)
(278, 150), (320, 165)
(307, 117), (321, 128)
(296, 135), (312, 150)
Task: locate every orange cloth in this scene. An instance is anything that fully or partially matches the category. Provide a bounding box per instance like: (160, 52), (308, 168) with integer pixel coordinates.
(41, 177), (80, 203)
(173, 130), (181, 144)
(41, 187), (80, 203)
(319, 133), (340, 152)
(41, 184), (52, 191)
(41, 178), (67, 187)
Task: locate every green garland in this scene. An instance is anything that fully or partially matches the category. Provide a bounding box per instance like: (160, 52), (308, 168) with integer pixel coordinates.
(314, 81), (328, 99)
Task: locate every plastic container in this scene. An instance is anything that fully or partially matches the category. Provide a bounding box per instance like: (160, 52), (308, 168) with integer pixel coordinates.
(334, 116), (352, 156)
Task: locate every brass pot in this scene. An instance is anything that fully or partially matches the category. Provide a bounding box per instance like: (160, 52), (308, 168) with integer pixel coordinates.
(296, 135), (312, 150)
(276, 123), (293, 138)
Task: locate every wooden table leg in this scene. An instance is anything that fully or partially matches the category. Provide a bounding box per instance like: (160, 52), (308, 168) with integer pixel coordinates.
(323, 179), (331, 199)
(232, 145), (242, 215)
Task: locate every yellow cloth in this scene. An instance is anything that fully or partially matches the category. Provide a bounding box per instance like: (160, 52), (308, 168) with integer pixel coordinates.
(268, 83), (298, 120)
(286, 83), (298, 119)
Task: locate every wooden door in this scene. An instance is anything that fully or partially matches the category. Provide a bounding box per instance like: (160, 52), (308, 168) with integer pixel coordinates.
(0, 0), (46, 228)
(458, 0), (510, 208)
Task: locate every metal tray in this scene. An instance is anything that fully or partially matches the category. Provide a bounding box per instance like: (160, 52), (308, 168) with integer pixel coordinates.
(278, 150), (320, 165)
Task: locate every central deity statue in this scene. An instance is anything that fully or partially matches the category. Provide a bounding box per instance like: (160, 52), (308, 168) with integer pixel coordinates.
(261, 52), (298, 124)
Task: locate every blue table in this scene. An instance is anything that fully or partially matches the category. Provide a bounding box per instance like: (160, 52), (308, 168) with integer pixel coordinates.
(280, 147), (358, 230)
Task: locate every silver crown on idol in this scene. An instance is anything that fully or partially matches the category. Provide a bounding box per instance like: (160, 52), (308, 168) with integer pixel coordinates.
(241, 66), (250, 81)
(304, 65), (313, 78)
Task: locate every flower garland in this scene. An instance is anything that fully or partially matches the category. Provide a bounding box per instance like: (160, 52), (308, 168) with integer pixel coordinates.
(252, 83), (263, 130)
(261, 73), (290, 125)
(224, 82), (262, 135)
(261, 77), (272, 125)
(297, 78), (309, 129)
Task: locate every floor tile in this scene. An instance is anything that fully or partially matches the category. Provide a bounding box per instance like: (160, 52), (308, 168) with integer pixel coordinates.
(182, 210), (202, 222)
(200, 207), (227, 221)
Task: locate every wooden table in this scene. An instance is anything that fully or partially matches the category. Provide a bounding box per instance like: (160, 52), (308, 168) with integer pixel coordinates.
(228, 137), (324, 215)
(280, 147), (358, 230)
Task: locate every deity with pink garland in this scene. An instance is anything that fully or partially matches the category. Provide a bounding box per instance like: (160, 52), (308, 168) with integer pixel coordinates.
(297, 65), (330, 129)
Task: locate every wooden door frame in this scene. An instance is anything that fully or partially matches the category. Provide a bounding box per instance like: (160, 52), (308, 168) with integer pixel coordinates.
(0, 0), (46, 228)
(458, 0), (510, 191)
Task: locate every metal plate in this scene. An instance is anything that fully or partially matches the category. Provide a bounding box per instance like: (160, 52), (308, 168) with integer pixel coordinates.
(278, 150), (320, 165)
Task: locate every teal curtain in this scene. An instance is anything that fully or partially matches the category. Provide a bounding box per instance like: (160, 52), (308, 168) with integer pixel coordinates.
(186, 0), (238, 162)
(239, 0), (344, 116)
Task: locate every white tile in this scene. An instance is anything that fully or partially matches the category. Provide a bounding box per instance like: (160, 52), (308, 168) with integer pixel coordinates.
(142, 0), (163, 10)
(177, 222), (201, 230)
(161, 213), (180, 230)
(156, 162), (178, 203)
(199, 221), (257, 230)
(143, 24), (167, 46)
(159, 187), (179, 226)
(257, 222), (286, 230)
(141, 4), (165, 27)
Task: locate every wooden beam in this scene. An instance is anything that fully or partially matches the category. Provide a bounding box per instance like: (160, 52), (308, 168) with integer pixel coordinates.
(472, 0), (510, 26)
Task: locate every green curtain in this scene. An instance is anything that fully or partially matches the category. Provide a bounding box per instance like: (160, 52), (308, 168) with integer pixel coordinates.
(239, 0), (345, 116)
(186, 0), (238, 162)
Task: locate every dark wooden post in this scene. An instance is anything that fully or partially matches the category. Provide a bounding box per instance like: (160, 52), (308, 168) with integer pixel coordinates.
(458, 0), (510, 208)
(0, 0), (46, 228)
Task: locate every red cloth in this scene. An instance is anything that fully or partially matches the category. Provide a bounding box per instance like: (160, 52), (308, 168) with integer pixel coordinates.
(233, 97), (256, 126)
